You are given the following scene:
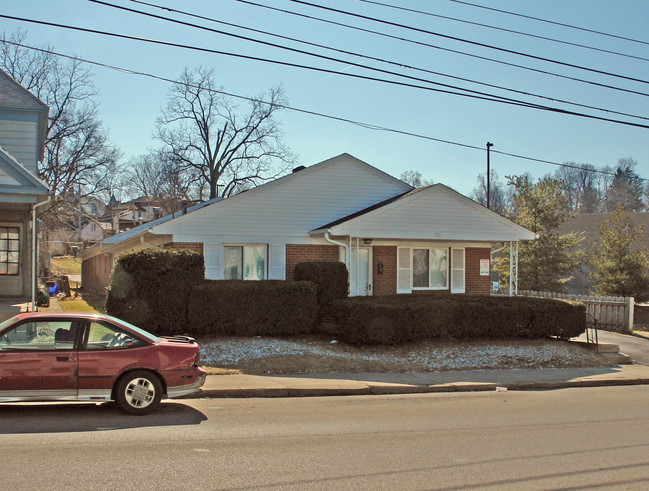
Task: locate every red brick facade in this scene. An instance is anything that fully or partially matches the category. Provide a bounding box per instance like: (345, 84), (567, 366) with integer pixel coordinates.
(372, 246), (397, 296)
(465, 247), (491, 296)
(81, 252), (113, 293)
(285, 244), (340, 281)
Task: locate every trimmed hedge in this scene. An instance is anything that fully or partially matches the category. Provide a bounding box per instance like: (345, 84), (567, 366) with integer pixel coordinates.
(106, 249), (204, 334)
(294, 261), (348, 306)
(331, 295), (586, 345)
(187, 280), (317, 336)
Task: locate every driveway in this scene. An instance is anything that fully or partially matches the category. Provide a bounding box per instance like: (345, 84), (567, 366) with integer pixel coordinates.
(581, 330), (649, 366)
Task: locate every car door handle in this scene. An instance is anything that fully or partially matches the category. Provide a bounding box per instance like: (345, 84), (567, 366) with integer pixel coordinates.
(56, 356), (69, 361)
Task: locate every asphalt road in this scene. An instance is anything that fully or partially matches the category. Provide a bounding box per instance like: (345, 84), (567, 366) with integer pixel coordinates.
(0, 387), (648, 489)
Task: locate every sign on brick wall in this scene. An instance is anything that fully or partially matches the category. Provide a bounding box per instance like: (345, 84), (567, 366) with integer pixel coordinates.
(480, 259), (490, 276)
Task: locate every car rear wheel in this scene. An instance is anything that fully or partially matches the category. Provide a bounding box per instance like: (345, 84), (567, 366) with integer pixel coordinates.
(115, 370), (162, 415)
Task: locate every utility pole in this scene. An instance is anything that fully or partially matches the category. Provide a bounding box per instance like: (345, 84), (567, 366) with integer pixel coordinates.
(486, 142), (493, 209)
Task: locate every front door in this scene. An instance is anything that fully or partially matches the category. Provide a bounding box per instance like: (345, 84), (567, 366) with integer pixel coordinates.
(350, 247), (371, 296)
(0, 319), (80, 399)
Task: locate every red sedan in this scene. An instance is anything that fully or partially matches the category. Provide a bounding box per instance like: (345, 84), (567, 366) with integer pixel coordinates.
(0, 312), (206, 414)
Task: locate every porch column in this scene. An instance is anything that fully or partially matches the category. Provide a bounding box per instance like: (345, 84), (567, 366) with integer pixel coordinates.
(509, 241), (519, 297)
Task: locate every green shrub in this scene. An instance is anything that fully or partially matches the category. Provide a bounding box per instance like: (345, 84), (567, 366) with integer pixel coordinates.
(294, 261), (348, 306)
(187, 280), (317, 336)
(331, 295), (586, 345)
(106, 249), (204, 334)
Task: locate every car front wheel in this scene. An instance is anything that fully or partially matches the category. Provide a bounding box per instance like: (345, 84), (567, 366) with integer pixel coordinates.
(115, 370), (163, 415)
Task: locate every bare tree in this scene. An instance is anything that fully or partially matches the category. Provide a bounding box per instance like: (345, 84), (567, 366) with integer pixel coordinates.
(0, 31), (119, 213)
(605, 158), (645, 212)
(399, 170), (433, 188)
(155, 67), (295, 200)
(470, 169), (510, 214)
(554, 163), (601, 213)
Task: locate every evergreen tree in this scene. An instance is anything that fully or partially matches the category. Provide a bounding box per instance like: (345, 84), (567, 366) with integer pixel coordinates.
(494, 175), (582, 292)
(604, 158), (644, 212)
(588, 205), (649, 301)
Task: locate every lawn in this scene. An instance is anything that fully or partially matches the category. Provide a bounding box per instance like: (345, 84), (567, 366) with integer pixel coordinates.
(50, 256), (81, 275)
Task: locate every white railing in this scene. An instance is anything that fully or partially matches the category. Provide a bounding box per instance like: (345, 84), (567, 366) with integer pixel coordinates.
(496, 290), (634, 333)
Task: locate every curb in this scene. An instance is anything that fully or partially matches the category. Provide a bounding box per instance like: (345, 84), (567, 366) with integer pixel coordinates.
(196, 377), (649, 399)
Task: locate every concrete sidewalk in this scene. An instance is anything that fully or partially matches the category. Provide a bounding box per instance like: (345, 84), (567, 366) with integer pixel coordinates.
(197, 364), (649, 398)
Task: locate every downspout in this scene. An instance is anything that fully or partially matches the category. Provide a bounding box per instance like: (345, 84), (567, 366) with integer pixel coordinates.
(32, 195), (52, 311)
(324, 231), (349, 270)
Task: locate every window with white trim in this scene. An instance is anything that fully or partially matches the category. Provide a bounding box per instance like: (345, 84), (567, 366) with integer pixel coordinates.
(397, 247), (448, 292)
(0, 227), (20, 276)
(223, 245), (267, 280)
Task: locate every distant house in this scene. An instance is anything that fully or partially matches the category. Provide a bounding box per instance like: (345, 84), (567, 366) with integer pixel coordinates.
(81, 154), (535, 294)
(0, 69), (50, 307)
(560, 212), (649, 294)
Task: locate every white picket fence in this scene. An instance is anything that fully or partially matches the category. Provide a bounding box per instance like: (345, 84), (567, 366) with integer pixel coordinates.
(507, 290), (634, 333)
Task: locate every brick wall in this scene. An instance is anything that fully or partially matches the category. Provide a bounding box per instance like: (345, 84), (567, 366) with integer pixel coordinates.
(465, 247), (491, 295)
(81, 253), (113, 292)
(372, 246), (396, 295)
(285, 244), (340, 281)
(166, 242), (204, 255)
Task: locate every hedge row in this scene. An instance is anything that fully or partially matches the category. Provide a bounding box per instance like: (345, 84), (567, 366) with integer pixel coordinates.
(106, 249), (204, 334)
(294, 261), (348, 306)
(187, 280), (317, 336)
(331, 295), (586, 345)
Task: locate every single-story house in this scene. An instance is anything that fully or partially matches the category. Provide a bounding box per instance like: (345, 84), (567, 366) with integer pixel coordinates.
(0, 69), (50, 314)
(80, 154), (535, 295)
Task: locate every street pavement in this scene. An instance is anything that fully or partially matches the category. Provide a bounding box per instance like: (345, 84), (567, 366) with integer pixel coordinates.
(198, 364), (649, 399)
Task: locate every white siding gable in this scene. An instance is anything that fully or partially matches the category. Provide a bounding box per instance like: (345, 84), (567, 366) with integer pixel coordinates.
(0, 120), (39, 174)
(0, 165), (20, 185)
(152, 154), (412, 243)
(329, 184), (536, 241)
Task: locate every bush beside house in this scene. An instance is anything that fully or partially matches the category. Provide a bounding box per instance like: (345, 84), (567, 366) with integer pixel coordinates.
(331, 295), (586, 345)
(188, 280), (317, 336)
(106, 249), (204, 334)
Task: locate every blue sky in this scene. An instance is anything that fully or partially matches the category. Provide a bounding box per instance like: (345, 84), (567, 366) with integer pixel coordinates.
(2, 0), (648, 195)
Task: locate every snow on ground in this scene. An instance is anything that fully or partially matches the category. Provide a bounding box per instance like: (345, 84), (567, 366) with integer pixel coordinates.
(199, 336), (609, 373)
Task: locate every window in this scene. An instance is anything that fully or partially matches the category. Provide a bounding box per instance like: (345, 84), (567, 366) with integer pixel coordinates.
(84, 321), (144, 350)
(398, 247), (448, 292)
(223, 245), (267, 280)
(0, 320), (81, 351)
(0, 226), (19, 275)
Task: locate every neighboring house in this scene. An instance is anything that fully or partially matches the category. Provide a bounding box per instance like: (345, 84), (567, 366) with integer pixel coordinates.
(560, 212), (649, 294)
(0, 69), (50, 306)
(81, 154), (535, 294)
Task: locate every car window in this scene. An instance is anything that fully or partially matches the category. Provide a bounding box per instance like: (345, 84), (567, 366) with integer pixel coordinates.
(0, 320), (81, 351)
(84, 321), (145, 350)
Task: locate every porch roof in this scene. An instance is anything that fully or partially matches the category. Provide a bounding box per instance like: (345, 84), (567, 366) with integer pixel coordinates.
(310, 184), (536, 242)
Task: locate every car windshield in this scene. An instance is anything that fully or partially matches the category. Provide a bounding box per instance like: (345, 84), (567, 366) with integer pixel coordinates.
(104, 315), (160, 343)
(0, 316), (19, 332)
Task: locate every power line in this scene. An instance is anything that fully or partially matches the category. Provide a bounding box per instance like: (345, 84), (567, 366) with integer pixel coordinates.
(358, 0), (649, 63)
(118, 0), (649, 123)
(238, 0), (649, 100)
(449, 0), (649, 48)
(286, 0), (649, 86)
(7, 12), (649, 129)
(2, 40), (627, 180)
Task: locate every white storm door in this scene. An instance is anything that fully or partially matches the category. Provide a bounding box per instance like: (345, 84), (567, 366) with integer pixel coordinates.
(350, 247), (371, 296)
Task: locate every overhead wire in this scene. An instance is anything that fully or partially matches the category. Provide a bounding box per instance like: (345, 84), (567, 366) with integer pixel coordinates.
(285, 0), (649, 86)
(449, 0), (649, 48)
(120, 0), (649, 123)
(1, 40), (625, 180)
(357, 0), (649, 63)
(238, 0), (649, 100)
(3, 12), (649, 130)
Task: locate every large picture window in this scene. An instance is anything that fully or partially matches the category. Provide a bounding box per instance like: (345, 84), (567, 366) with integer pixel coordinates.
(398, 247), (448, 292)
(0, 227), (20, 276)
(223, 245), (266, 280)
